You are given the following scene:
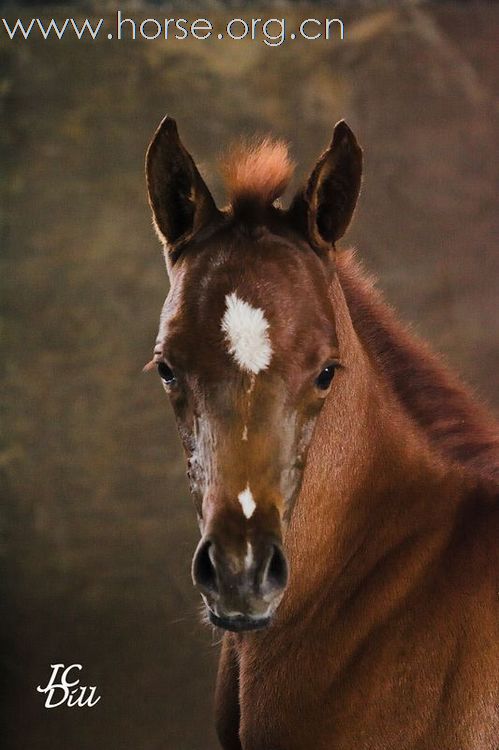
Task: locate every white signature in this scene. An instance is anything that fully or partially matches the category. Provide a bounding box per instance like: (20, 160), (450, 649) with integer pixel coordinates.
(36, 663), (101, 708)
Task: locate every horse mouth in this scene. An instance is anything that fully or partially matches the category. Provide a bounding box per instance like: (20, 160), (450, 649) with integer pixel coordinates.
(208, 610), (272, 632)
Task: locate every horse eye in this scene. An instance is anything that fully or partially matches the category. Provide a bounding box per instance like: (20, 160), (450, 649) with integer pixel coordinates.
(157, 362), (176, 385)
(315, 365), (336, 391)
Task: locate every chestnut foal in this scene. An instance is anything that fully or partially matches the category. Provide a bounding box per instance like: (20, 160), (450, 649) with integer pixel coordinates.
(145, 116), (498, 749)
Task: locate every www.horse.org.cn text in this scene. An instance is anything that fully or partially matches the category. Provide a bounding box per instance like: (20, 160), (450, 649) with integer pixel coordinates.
(1, 13), (345, 46)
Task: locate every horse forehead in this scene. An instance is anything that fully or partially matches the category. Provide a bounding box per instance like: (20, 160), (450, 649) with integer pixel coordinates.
(160, 242), (335, 367)
(187, 279), (330, 357)
(163, 285), (276, 375)
(193, 250), (330, 328)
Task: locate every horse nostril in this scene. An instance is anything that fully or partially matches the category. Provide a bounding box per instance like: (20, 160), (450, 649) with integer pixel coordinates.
(264, 544), (289, 592)
(192, 539), (218, 595)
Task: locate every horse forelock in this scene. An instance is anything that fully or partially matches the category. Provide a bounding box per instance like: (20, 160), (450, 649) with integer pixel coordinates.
(221, 136), (295, 211)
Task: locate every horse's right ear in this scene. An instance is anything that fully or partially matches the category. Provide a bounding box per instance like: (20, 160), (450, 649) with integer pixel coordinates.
(146, 116), (220, 265)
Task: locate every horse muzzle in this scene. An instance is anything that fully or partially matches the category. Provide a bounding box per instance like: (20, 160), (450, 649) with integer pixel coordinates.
(192, 535), (288, 631)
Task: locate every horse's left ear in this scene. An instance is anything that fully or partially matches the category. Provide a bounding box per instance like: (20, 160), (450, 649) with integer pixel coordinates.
(289, 120), (362, 252)
(146, 116), (221, 266)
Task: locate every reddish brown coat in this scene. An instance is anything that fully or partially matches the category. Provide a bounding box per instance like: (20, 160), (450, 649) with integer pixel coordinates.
(145, 117), (499, 749)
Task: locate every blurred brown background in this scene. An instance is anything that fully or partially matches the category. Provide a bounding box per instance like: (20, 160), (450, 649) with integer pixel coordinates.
(1, 2), (498, 748)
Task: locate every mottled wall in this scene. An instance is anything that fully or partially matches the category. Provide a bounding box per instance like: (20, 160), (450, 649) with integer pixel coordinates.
(1, 3), (497, 748)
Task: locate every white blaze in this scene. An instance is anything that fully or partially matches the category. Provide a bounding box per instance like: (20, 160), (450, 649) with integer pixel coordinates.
(221, 292), (272, 374)
(244, 542), (254, 569)
(238, 484), (256, 519)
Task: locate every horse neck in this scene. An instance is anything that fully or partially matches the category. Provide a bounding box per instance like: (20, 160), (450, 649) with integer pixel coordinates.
(282, 271), (465, 618)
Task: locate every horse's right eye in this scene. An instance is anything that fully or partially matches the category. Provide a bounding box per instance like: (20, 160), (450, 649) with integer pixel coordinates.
(157, 362), (176, 385)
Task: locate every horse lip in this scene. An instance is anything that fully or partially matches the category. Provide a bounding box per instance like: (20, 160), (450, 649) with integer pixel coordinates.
(208, 610), (272, 632)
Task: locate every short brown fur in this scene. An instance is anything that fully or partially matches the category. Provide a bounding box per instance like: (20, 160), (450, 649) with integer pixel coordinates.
(145, 117), (499, 750)
(337, 250), (499, 486)
(224, 252), (499, 750)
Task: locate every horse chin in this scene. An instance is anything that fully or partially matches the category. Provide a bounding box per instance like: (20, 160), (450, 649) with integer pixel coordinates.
(207, 610), (272, 632)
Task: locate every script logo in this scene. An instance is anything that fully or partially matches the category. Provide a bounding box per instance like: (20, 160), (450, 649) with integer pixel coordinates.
(36, 664), (101, 708)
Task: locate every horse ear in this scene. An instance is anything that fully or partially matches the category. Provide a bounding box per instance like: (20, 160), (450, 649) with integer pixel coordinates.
(146, 116), (220, 263)
(289, 121), (362, 251)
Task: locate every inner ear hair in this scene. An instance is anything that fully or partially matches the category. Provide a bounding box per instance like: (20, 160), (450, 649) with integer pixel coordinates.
(288, 120), (363, 253)
(145, 116), (220, 258)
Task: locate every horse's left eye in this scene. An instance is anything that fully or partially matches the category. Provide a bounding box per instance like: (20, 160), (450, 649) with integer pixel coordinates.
(157, 362), (176, 385)
(315, 365), (336, 391)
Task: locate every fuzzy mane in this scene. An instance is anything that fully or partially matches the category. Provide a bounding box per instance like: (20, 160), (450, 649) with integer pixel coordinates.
(221, 137), (294, 209)
(337, 250), (499, 487)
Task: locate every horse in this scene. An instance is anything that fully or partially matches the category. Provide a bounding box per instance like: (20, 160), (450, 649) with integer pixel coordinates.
(144, 115), (499, 749)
